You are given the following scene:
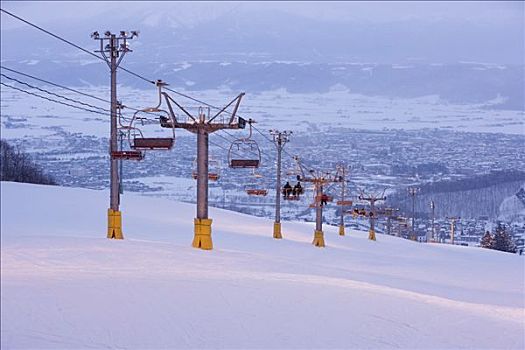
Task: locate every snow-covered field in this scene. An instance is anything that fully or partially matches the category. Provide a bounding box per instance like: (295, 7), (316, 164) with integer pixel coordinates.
(1, 182), (524, 349)
(1, 85), (524, 139)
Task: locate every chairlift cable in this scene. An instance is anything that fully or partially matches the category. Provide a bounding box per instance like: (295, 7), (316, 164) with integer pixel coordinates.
(1, 73), (110, 113)
(0, 65), (109, 104)
(0, 8), (297, 148)
(2, 8), (319, 174)
(0, 82), (108, 116)
(0, 65), (170, 121)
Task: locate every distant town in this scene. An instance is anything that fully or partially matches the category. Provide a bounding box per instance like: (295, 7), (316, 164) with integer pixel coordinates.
(5, 119), (524, 252)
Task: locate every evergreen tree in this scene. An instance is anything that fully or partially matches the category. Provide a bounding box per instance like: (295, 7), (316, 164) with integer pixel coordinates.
(491, 223), (516, 253)
(480, 231), (494, 249)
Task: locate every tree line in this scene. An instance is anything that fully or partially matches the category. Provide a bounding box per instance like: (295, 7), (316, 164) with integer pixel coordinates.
(480, 223), (517, 254)
(420, 170), (525, 194)
(0, 139), (56, 185)
(387, 170), (525, 219)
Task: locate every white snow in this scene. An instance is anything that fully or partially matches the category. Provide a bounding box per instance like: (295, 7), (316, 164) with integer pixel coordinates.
(173, 62), (193, 72)
(2, 85), (524, 139)
(1, 181), (524, 349)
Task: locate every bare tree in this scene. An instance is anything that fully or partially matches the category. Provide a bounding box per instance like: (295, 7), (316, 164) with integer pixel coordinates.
(0, 139), (56, 185)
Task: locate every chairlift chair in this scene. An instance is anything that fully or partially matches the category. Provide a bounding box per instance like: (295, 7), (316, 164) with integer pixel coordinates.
(229, 139), (261, 168)
(228, 119), (261, 169)
(282, 187), (301, 201)
(111, 150), (144, 161)
(245, 169), (268, 196)
(282, 176), (306, 201)
(246, 188), (268, 196)
(192, 158), (221, 181)
(315, 194), (333, 203)
(123, 80), (176, 151)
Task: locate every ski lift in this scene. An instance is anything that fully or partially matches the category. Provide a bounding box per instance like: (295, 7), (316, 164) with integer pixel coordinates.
(228, 119), (261, 168)
(315, 194), (333, 203)
(246, 188), (268, 196)
(245, 169), (268, 196)
(192, 158), (221, 181)
(282, 181), (304, 201)
(111, 150), (144, 161)
(122, 80), (176, 151)
(308, 193), (333, 208)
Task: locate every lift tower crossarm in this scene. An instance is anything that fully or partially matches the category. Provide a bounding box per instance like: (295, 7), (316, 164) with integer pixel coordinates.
(208, 92), (245, 123)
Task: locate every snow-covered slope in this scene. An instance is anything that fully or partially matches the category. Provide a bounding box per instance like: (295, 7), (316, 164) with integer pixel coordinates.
(1, 182), (524, 349)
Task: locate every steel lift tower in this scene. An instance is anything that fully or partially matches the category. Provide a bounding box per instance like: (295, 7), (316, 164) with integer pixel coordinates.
(160, 92), (246, 250)
(358, 189), (387, 241)
(294, 157), (344, 247)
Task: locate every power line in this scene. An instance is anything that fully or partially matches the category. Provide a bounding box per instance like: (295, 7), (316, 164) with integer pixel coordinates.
(1, 73), (109, 113)
(0, 8), (103, 62)
(250, 123), (311, 169)
(0, 65), (109, 104)
(0, 65), (170, 121)
(0, 9), (154, 86)
(0, 8), (256, 125)
(0, 8), (319, 171)
(0, 9), (237, 114)
(0, 82), (107, 116)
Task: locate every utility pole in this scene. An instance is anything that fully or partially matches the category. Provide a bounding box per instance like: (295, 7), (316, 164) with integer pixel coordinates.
(294, 157), (343, 247)
(161, 92), (246, 250)
(382, 207), (399, 236)
(92, 30), (138, 239)
(430, 200), (435, 242)
(446, 216), (460, 245)
(407, 186), (420, 241)
(358, 190), (387, 241)
(118, 129), (124, 195)
(270, 130), (292, 239)
(336, 163), (352, 236)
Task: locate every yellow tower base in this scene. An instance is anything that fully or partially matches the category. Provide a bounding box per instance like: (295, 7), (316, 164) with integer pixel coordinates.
(312, 230), (325, 247)
(273, 222), (282, 239)
(193, 218), (213, 250)
(368, 229), (376, 241)
(107, 208), (124, 239)
(339, 225), (345, 236)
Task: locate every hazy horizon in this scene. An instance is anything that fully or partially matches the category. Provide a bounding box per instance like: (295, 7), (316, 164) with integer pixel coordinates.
(1, 1), (524, 64)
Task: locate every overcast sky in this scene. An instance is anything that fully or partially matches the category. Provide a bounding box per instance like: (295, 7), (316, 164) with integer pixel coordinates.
(2, 1), (523, 27)
(1, 1), (523, 64)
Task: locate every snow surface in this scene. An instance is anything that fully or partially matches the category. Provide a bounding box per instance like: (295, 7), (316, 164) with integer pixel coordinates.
(1, 85), (524, 139)
(1, 182), (524, 349)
